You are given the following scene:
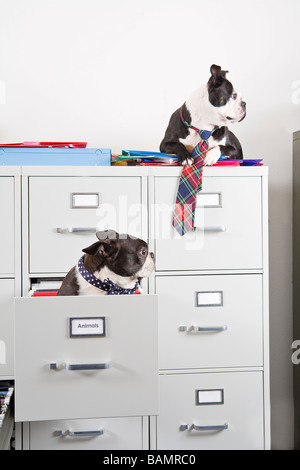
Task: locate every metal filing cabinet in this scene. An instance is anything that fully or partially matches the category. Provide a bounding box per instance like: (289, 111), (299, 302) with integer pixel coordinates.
(0, 168), (21, 379)
(0, 167), (21, 450)
(16, 166), (156, 450)
(149, 166), (270, 450)
(3, 165), (270, 450)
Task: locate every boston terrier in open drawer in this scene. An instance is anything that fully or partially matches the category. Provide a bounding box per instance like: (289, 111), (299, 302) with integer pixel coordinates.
(57, 230), (155, 296)
(160, 64), (246, 166)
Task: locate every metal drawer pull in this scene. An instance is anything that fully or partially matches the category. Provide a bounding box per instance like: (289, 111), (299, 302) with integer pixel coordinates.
(50, 362), (110, 371)
(179, 325), (227, 332)
(194, 226), (226, 232)
(181, 424), (228, 432)
(55, 429), (104, 438)
(193, 423), (228, 432)
(191, 325), (228, 332)
(56, 227), (96, 233)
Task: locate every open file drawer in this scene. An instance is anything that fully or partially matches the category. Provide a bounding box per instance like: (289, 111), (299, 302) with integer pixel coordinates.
(14, 295), (158, 422)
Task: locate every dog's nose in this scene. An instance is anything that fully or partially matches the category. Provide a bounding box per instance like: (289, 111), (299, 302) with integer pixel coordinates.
(241, 101), (246, 109)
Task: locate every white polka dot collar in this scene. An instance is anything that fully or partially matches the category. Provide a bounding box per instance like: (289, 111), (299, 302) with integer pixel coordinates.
(78, 256), (139, 295)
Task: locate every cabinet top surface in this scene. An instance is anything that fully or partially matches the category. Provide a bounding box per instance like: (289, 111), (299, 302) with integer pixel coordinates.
(14, 165), (268, 177)
(0, 166), (21, 176)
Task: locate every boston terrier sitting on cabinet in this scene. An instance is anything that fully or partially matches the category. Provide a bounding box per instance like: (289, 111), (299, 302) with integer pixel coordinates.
(57, 230), (155, 296)
(159, 64), (246, 166)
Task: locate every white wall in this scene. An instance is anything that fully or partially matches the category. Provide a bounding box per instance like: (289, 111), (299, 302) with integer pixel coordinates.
(1, 0), (299, 449)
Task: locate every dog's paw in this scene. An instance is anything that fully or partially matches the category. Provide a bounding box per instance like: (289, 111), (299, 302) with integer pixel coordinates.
(181, 156), (194, 167)
(204, 146), (221, 166)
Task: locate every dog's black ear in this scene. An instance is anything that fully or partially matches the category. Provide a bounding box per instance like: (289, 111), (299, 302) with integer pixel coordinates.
(210, 64), (228, 86)
(82, 240), (119, 258)
(82, 241), (102, 256)
(97, 240), (119, 258)
(210, 64), (222, 77)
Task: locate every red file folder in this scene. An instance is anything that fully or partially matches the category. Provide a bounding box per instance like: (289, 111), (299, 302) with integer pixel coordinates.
(0, 141), (87, 148)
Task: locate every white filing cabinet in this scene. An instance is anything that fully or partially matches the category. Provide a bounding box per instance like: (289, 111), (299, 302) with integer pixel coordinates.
(149, 166), (270, 450)
(0, 165), (269, 450)
(17, 167), (156, 450)
(0, 167), (21, 380)
(0, 168), (21, 450)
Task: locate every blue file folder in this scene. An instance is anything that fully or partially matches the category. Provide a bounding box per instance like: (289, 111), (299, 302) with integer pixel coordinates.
(0, 147), (111, 166)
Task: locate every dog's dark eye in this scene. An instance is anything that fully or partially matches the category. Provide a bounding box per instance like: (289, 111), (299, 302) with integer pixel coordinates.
(140, 247), (147, 256)
(232, 93), (237, 100)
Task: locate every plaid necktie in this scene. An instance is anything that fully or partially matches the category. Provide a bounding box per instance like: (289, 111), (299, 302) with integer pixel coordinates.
(172, 125), (211, 236)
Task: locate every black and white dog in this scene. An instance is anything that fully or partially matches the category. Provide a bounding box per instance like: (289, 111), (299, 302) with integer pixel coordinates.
(160, 64), (246, 166)
(57, 230), (155, 296)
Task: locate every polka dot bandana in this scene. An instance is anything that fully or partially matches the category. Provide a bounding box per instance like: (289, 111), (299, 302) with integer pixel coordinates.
(78, 256), (139, 295)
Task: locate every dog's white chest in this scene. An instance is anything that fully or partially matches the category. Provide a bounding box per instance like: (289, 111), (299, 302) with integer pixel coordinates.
(180, 128), (225, 165)
(179, 130), (202, 153)
(75, 266), (106, 296)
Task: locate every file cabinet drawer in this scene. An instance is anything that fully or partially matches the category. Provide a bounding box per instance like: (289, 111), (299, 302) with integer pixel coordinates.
(0, 177), (15, 275)
(14, 295), (158, 422)
(157, 371), (265, 450)
(0, 279), (15, 377)
(156, 274), (263, 369)
(154, 176), (262, 271)
(28, 417), (144, 450)
(29, 176), (143, 273)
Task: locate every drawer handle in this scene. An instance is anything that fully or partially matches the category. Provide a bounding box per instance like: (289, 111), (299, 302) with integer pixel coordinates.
(181, 423), (228, 432)
(194, 226), (226, 232)
(191, 325), (228, 332)
(54, 429), (104, 438)
(50, 362), (110, 371)
(192, 423), (228, 432)
(56, 227), (96, 233)
(179, 325), (228, 332)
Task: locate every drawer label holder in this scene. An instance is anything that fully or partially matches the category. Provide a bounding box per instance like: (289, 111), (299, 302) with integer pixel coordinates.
(71, 192), (100, 209)
(196, 291), (223, 307)
(196, 389), (224, 405)
(69, 317), (106, 338)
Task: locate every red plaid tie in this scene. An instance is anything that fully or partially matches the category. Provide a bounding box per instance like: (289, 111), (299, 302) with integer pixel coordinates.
(172, 131), (211, 236)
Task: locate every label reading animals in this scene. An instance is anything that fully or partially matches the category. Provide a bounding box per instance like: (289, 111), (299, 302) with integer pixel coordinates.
(70, 317), (106, 338)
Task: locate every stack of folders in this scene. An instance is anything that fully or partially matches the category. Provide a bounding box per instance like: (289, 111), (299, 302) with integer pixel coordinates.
(29, 279), (63, 297)
(215, 157), (263, 166)
(111, 150), (263, 167)
(111, 150), (180, 166)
